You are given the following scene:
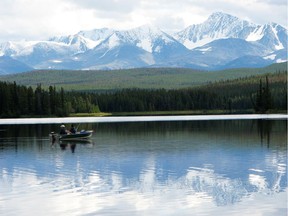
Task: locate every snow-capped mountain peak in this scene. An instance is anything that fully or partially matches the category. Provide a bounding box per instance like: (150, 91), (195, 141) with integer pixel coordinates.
(129, 24), (178, 53)
(206, 12), (241, 25)
(78, 28), (115, 41)
(127, 24), (172, 41)
(174, 12), (257, 49)
(175, 12), (287, 52)
(0, 12), (286, 74)
(97, 24), (180, 53)
(49, 34), (97, 53)
(0, 40), (41, 57)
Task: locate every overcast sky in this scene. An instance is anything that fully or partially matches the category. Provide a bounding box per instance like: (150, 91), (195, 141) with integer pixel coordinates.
(0, 0), (287, 42)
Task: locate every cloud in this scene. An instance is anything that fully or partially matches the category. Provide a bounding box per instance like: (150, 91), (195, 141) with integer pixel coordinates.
(257, 0), (287, 5)
(0, 0), (101, 41)
(0, 0), (286, 42)
(181, 0), (287, 27)
(66, 0), (140, 15)
(154, 17), (186, 34)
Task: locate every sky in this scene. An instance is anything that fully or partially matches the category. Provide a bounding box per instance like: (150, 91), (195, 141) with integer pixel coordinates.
(0, 0), (287, 42)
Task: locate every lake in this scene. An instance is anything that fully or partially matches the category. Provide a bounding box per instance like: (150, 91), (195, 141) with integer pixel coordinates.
(0, 118), (287, 215)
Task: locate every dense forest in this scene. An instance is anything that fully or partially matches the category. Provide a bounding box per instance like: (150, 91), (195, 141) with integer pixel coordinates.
(0, 72), (286, 117)
(0, 83), (99, 117)
(96, 72), (286, 113)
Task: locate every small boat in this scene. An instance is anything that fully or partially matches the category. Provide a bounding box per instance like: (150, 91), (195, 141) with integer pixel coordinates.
(50, 130), (93, 141)
(60, 130), (93, 140)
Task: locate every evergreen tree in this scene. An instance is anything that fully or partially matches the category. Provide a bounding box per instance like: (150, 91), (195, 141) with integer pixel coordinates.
(254, 77), (273, 113)
(263, 76), (273, 111)
(27, 86), (34, 114)
(255, 79), (263, 112)
(49, 86), (56, 115)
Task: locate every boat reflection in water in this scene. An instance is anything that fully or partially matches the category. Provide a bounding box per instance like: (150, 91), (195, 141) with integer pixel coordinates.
(61, 140), (93, 153)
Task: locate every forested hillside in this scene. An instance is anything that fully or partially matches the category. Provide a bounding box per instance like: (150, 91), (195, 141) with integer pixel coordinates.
(96, 72), (286, 113)
(0, 62), (286, 91)
(0, 71), (286, 117)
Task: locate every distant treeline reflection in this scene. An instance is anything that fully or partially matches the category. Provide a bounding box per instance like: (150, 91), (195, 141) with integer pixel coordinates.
(0, 72), (286, 117)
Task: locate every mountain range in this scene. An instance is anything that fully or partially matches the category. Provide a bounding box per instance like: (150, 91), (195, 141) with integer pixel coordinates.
(0, 12), (287, 74)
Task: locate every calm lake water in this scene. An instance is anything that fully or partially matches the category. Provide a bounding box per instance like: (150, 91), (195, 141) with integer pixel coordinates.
(0, 119), (287, 216)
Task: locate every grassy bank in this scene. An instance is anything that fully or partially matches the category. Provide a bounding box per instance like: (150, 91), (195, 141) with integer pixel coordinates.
(4, 109), (287, 118)
(69, 109), (284, 117)
(69, 112), (112, 117)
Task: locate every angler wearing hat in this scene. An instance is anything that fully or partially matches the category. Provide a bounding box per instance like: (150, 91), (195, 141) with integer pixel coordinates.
(60, 124), (68, 135)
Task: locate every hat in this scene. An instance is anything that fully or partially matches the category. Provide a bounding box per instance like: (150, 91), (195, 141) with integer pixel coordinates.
(60, 125), (65, 128)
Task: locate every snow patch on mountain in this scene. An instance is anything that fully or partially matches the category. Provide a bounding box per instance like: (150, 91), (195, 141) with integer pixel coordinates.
(270, 25), (284, 50)
(195, 47), (212, 53)
(276, 58), (287, 63)
(138, 38), (153, 53)
(246, 26), (264, 41)
(52, 60), (63, 63)
(264, 54), (276, 60)
(108, 33), (121, 49)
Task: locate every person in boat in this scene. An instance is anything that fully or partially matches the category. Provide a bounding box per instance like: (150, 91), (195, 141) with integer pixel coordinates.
(60, 125), (67, 135)
(70, 124), (76, 134)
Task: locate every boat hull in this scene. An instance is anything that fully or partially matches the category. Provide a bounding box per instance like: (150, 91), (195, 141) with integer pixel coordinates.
(59, 130), (93, 141)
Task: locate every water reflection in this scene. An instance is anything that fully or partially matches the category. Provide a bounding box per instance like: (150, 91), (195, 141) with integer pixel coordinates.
(55, 140), (93, 153)
(0, 120), (287, 215)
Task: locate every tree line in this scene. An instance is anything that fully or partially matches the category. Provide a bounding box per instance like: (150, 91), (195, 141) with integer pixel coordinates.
(0, 82), (99, 117)
(0, 72), (286, 117)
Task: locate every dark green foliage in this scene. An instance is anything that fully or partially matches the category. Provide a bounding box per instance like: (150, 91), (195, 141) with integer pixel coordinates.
(254, 76), (273, 113)
(95, 72), (287, 113)
(0, 82), (100, 117)
(95, 88), (221, 112)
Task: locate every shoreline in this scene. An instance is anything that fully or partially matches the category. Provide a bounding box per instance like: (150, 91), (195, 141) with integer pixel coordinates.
(0, 114), (287, 125)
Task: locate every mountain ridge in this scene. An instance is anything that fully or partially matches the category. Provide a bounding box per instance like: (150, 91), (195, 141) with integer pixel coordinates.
(0, 12), (287, 74)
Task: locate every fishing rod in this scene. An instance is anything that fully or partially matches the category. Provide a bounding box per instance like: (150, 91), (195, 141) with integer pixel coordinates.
(76, 123), (81, 131)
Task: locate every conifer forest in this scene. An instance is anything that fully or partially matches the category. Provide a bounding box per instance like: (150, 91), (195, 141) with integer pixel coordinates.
(0, 72), (286, 117)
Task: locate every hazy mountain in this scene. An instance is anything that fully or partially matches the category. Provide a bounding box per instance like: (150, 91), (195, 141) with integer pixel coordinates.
(0, 56), (33, 75)
(220, 56), (272, 69)
(186, 38), (269, 69)
(0, 12), (287, 74)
